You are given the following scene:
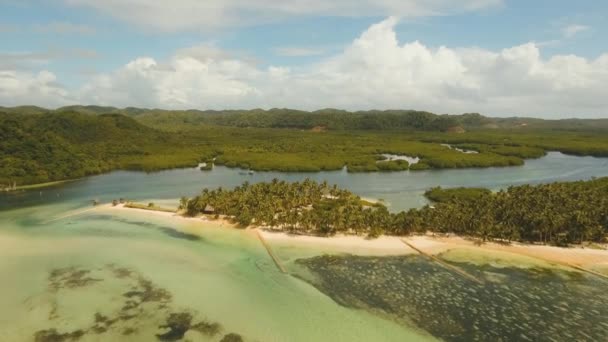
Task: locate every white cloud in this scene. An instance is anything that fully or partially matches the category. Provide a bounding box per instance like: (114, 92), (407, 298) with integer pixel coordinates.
(274, 47), (326, 57)
(78, 52), (261, 108)
(3, 18), (608, 118)
(63, 0), (502, 32)
(562, 24), (590, 39)
(0, 70), (72, 107)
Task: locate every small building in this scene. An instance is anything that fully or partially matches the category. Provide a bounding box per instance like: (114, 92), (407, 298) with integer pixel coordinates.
(203, 204), (215, 214)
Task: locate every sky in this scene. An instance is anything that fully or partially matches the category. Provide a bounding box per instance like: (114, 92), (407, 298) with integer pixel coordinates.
(0, 0), (607, 118)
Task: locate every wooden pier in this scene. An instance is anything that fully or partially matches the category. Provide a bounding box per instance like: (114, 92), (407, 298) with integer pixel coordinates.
(400, 238), (484, 285)
(256, 230), (287, 274)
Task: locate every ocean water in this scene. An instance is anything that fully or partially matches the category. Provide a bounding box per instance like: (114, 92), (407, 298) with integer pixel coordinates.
(1, 152), (607, 341)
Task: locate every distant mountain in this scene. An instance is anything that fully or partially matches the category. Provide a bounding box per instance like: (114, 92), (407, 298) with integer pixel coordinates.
(0, 111), (166, 186)
(2, 105), (607, 132)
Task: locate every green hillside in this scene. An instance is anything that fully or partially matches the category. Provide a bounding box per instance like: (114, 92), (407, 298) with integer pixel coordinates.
(1, 106), (608, 187)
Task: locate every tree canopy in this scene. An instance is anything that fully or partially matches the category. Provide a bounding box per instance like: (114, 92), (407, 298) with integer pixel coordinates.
(183, 178), (608, 246)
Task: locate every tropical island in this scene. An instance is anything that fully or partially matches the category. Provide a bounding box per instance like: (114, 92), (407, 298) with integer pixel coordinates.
(97, 176), (608, 286)
(109, 177), (608, 248)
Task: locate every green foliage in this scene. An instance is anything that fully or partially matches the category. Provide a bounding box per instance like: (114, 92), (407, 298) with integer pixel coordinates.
(377, 160), (409, 171)
(411, 178), (608, 245)
(409, 162), (431, 171)
(3, 107), (608, 186)
(0, 111), (209, 186)
(185, 179), (389, 235)
(424, 187), (492, 203)
(185, 178), (608, 246)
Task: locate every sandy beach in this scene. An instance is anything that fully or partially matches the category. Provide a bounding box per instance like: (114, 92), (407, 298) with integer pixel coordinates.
(102, 204), (608, 275)
(98, 203), (237, 227)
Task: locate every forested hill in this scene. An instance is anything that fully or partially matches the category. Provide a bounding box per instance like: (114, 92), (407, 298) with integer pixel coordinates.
(2, 107), (608, 187)
(2, 105), (608, 132)
(0, 111), (209, 186)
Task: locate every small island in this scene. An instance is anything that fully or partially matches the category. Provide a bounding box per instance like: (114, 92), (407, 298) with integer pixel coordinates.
(109, 177), (608, 276)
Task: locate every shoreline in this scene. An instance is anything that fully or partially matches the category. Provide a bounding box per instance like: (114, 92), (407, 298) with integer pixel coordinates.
(104, 204), (608, 274)
(1, 178), (83, 192)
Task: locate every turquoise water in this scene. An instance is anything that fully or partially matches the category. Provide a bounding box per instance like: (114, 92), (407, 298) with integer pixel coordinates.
(1, 152), (607, 341)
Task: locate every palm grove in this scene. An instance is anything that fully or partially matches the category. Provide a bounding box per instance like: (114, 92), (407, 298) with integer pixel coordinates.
(181, 177), (608, 246)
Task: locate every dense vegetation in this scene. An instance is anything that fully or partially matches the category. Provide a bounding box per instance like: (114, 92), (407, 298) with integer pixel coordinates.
(6, 105), (606, 132)
(182, 178), (608, 245)
(0, 112), (213, 186)
(424, 187), (492, 203)
(2, 106), (608, 187)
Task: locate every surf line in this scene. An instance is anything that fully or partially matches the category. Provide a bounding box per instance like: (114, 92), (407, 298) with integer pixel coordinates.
(256, 230), (287, 274)
(400, 238), (484, 285)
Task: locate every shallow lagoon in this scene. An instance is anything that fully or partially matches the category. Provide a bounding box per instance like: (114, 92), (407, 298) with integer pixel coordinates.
(1, 152), (608, 341)
(0, 209), (432, 341)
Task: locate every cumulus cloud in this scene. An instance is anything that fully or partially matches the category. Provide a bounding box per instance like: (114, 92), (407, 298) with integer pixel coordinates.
(3, 18), (608, 118)
(0, 70), (72, 107)
(63, 0), (502, 31)
(79, 52), (261, 108)
(72, 18), (608, 117)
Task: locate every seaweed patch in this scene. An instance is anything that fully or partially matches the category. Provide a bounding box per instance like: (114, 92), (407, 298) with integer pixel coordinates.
(34, 328), (85, 342)
(156, 312), (193, 341)
(296, 254), (608, 342)
(156, 312), (224, 341)
(33, 264), (244, 341)
(220, 333), (244, 342)
(48, 267), (102, 291)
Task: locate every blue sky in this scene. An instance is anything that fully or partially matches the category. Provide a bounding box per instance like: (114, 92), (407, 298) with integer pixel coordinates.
(0, 0), (607, 117)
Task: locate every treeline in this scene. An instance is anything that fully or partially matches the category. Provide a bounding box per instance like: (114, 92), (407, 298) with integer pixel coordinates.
(182, 178), (608, 246)
(5, 105), (608, 132)
(151, 109), (471, 132)
(2, 105), (479, 132)
(424, 186), (492, 203)
(412, 178), (608, 245)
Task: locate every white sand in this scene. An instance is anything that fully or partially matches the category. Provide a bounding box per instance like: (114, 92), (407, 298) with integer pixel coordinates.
(107, 204), (608, 273)
(259, 230), (418, 256)
(100, 203), (236, 227)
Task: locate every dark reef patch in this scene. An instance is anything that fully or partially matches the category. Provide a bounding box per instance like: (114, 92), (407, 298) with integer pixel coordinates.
(191, 320), (222, 337)
(158, 226), (201, 241)
(80, 214), (202, 241)
(48, 267), (102, 291)
(156, 312), (193, 341)
(296, 254), (608, 342)
(220, 333), (244, 342)
(155, 311), (224, 341)
(34, 328), (85, 342)
(35, 264), (244, 341)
